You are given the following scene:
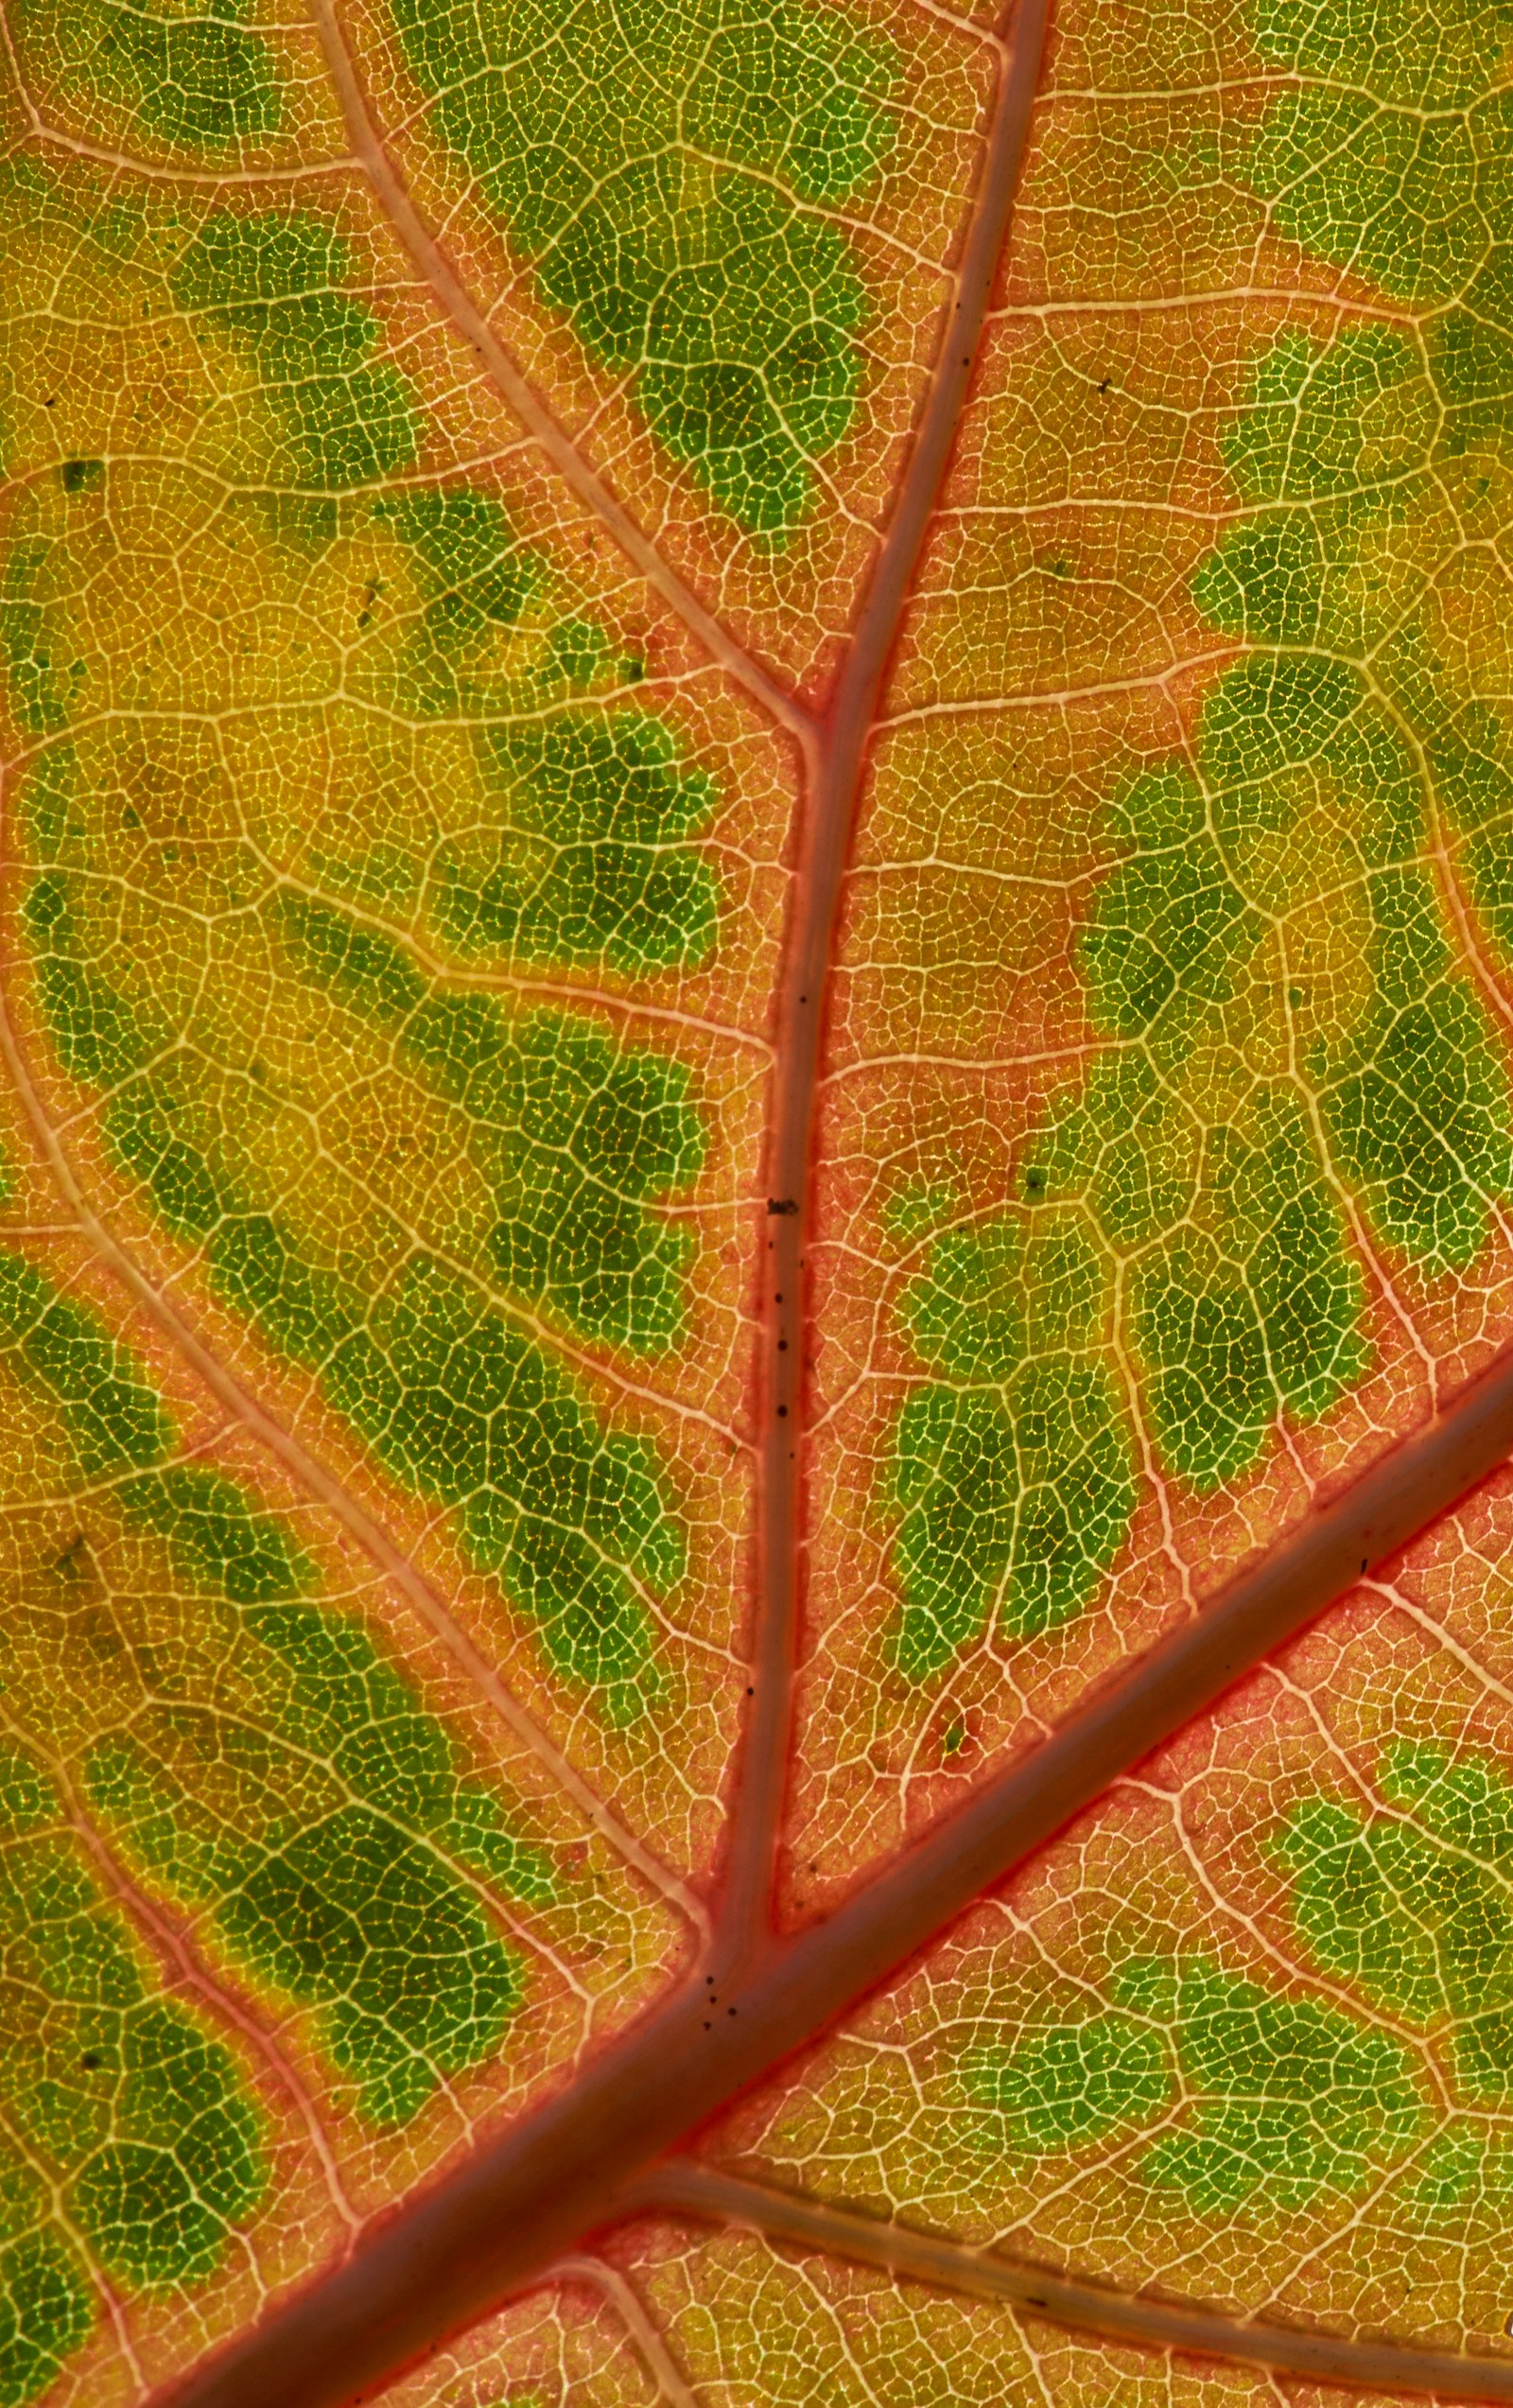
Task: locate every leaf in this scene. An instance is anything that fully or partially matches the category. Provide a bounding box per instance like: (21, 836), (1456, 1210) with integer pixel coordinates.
(0, 0), (1512, 2400)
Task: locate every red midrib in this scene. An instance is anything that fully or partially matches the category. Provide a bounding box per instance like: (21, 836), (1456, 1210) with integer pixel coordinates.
(719, 0), (1052, 1967)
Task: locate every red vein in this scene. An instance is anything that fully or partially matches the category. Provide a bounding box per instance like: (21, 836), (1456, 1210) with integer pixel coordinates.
(147, 1328), (1513, 2408)
(0, 965), (710, 1947)
(720, 0), (1052, 1967)
(637, 2166), (1513, 2405)
(306, 0), (816, 753)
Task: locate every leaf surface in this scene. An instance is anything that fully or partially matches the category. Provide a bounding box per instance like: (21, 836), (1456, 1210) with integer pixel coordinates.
(0, 0), (1512, 2399)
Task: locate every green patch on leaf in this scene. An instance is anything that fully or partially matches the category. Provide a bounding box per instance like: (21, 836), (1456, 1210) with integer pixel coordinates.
(1220, 323), (1435, 506)
(1428, 704), (1513, 963)
(961, 2012), (1172, 2155)
(1052, 311), (1513, 1502)
(437, 708), (721, 977)
(878, 1177), (962, 1251)
(1078, 772), (1259, 1041)
(122, 1465), (310, 1604)
(538, 168), (865, 533)
(1110, 1954), (1423, 2215)
(389, 0), (896, 531)
(372, 487), (562, 718)
(0, 2230), (94, 2408)
(378, 488), (547, 640)
(0, 1737), (266, 2294)
(353, 487), (632, 726)
(1129, 1091), (1369, 1492)
(203, 1206), (679, 1713)
(91, 1737), (536, 2128)
(171, 211), (419, 490)
(1406, 2120), (1491, 2210)
(277, 893), (706, 1352)
(1242, 0), (1511, 309)
(1240, 0), (1513, 457)
(12, 796), (697, 1714)
(886, 1212), (1136, 1678)
(1278, 1739), (1513, 2101)
(965, 1950), (1421, 2214)
(0, 536), (89, 737)
(0, 1251), (173, 1477)
(16, 0), (282, 153)
(84, 1570), (557, 2126)
(1196, 453), (1513, 1276)
(1192, 327), (1434, 654)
